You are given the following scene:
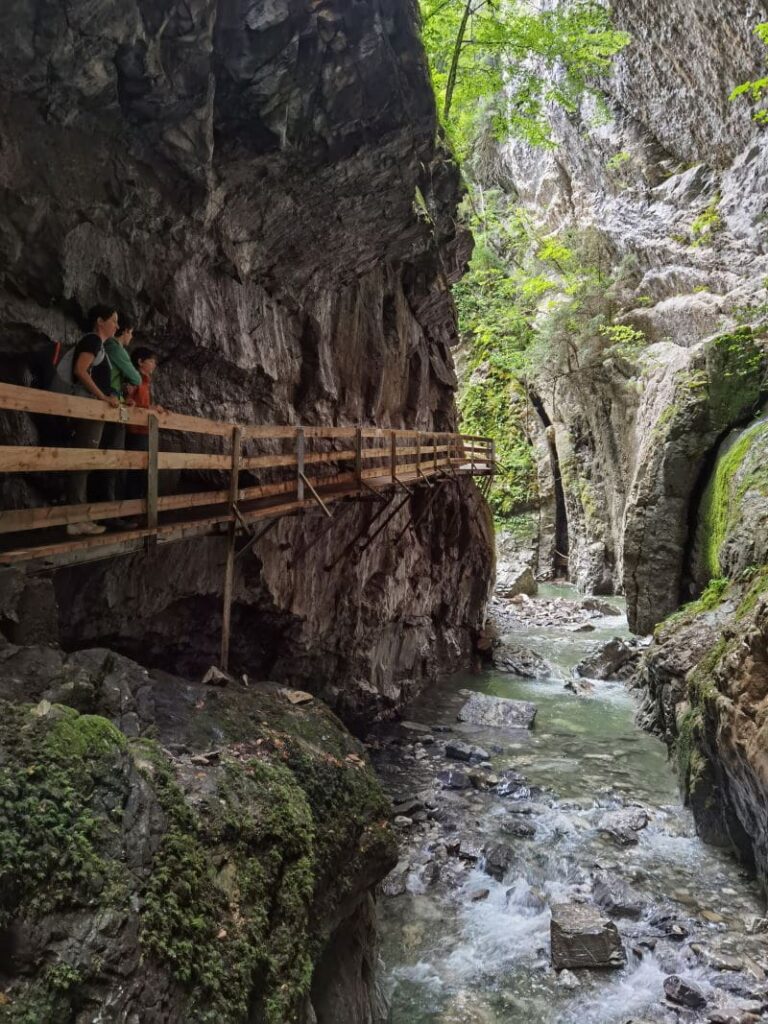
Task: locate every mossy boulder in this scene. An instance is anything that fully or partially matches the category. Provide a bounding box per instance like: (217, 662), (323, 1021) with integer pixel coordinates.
(0, 649), (396, 1024)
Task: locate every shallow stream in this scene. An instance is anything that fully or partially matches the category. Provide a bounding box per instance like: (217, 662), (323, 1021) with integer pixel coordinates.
(372, 587), (768, 1023)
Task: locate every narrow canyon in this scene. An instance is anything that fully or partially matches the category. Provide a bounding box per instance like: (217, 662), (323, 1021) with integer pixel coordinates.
(0, 1), (766, 1023)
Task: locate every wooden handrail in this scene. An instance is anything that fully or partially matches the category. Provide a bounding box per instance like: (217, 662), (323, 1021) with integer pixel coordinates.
(0, 381), (495, 574)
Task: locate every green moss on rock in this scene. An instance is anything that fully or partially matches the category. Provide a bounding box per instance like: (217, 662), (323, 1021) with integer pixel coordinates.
(697, 420), (768, 578)
(0, 691), (396, 1024)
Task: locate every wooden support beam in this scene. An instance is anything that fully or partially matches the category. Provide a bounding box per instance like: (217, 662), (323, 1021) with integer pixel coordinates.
(296, 428), (305, 502)
(390, 430), (397, 485)
(355, 427), (363, 488)
(145, 415), (159, 548)
(235, 516), (279, 563)
(299, 471), (332, 518)
(220, 426), (242, 673)
(358, 493), (410, 554)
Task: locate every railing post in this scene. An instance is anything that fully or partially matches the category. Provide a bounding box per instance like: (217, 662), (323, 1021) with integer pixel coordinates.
(221, 425), (242, 673)
(296, 427), (305, 502)
(390, 430), (397, 484)
(146, 413), (159, 547)
(433, 434), (437, 474)
(415, 432), (420, 477)
(355, 427), (363, 489)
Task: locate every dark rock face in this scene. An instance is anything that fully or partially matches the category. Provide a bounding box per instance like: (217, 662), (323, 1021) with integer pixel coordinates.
(0, 0), (493, 724)
(0, 643), (397, 1023)
(47, 475), (493, 730)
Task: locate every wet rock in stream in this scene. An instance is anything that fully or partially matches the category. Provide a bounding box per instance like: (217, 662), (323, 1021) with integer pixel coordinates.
(445, 740), (490, 764)
(482, 842), (515, 881)
(550, 902), (626, 969)
(599, 806), (650, 846)
(437, 768), (472, 790)
(575, 636), (645, 681)
(491, 638), (554, 678)
(593, 871), (647, 919)
(664, 975), (708, 1009)
(457, 692), (537, 729)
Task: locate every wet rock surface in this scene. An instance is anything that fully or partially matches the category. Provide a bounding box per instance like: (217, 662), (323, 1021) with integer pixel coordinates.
(575, 637), (644, 682)
(491, 638), (553, 678)
(550, 902), (626, 970)
(457, 691), (538, 730)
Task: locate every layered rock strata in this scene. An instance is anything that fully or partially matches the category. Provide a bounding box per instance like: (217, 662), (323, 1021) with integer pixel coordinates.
(491, 0), (768, 629)
(0, 0), (493, 713)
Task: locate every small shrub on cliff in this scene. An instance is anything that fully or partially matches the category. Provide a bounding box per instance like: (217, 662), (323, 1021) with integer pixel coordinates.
(730, 24), (768, 124)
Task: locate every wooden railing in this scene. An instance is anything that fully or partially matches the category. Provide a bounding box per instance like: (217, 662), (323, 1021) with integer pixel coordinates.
(0, 381), (495, 565)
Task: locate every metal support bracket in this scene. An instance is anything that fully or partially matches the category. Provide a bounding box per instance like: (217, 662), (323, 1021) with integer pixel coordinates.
(358, 492), (410, 555)
(299, 471), (332, 518)
(235, 516), (279, 563)
(361, 479), (387, 502)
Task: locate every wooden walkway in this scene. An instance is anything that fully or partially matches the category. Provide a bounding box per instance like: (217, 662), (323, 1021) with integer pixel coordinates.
(0, 382), (494, 665)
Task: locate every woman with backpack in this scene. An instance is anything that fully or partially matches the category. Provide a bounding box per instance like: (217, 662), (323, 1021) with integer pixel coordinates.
(52, 304), (121, 535)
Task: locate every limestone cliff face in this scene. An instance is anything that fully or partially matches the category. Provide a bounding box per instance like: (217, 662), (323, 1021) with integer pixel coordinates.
(632, 414), (768, 889)
(0, 0), (493, 716)
(493, 0), (768, 631)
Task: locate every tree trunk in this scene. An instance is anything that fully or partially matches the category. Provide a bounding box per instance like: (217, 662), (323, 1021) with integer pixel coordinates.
(443, 0), (474, 121)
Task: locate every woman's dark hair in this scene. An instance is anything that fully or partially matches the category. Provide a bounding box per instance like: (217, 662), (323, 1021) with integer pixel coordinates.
(131, 347), (158, 369)
(86, 304), (117, 330)
(116, 317), (134, 337)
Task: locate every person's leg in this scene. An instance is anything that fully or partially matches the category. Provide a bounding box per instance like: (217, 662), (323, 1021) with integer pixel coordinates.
(67, 419), (104, 506)
(99, 421), (125, 503)
(67, 418), (106, 535)
(125, 433), (149, 501)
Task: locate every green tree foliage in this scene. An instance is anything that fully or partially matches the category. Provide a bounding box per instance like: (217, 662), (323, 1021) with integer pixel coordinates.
(420, 0), (629, 157)
(730, 24), (768, 124)
(455, 191), (647, 522)
(418, 0), (630, 524)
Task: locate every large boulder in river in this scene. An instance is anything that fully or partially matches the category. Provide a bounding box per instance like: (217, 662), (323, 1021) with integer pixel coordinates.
(495, 562), (537, 599)
(457, 693), (537, 730)
(550, 902), (626, 969)
(491, 638), (553, 678)
(575, 637), (642, 681)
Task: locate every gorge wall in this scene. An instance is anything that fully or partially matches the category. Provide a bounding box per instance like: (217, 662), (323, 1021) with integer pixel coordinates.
(491, 0), (768, 632)
(478, 0), (768, 889)
(0, 2), (494, 1020)
(0, 0), (493, 716)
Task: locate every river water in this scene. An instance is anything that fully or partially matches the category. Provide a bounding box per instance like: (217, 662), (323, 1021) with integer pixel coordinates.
(373, 587), (768, 1023)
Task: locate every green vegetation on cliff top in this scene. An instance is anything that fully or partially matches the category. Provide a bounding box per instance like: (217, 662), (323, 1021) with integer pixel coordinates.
(419, 0), (630, 524)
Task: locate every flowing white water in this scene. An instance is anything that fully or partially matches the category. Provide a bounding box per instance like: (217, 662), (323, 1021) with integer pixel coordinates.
(375, 587), (767, 1023)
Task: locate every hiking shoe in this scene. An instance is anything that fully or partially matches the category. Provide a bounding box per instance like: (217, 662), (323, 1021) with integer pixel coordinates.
(109, 518), (139, 531)
(66, 521), (106, 536)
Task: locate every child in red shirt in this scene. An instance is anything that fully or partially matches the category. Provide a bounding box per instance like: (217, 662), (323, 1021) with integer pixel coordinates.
(126, 348), (163, 499)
